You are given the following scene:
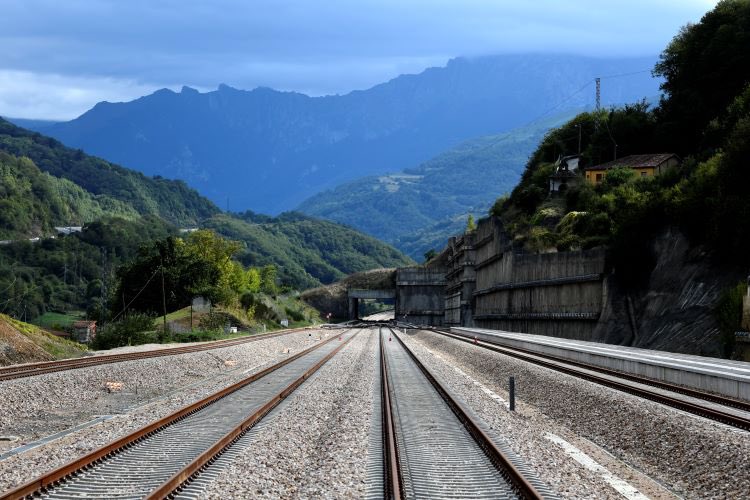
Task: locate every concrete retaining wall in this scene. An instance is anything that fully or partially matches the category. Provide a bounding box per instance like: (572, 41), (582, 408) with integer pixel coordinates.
(396, 267), (446, 326)
(473, 232), (606, 335)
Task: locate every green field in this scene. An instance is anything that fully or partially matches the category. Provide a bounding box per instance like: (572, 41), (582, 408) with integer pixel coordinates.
(32, 311), (85, 330)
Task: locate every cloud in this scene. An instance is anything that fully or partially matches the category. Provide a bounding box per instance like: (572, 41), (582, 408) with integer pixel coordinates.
(0, 0), (719, 119)
(0, 70), (168, 120)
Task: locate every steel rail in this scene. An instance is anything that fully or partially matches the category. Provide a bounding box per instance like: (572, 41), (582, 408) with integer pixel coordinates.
(146, 330), (359, 498)
(0, 327), (310, 382)
(386, 327), (543, 500)
(431, 328), (750, 431)
(379, 328), (403, 499)
(0, 330), (346, 500)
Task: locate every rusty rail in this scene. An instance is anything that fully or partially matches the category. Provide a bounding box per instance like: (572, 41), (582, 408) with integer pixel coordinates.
(0, 327), (310, 382)
(379, 329), (403, 499)
(146, 331), (358, 498)
(0, 329), (345, 500)
(431, 328), (750, 431)
(387, 328), (543, 500)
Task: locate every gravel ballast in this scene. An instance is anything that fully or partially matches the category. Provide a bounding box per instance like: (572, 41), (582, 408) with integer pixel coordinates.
(0, 329), (333, 491)
(199, 329), (377, 499)
(3, 325), (746, 498)
(401, 329), (750, 499)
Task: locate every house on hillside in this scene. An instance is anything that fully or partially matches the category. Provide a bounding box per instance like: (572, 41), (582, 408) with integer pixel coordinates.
(584, 154), (680, 184)
(549, 154), (581, 195)
(54, 226), (83, 235)
(72, 320), (97, 343)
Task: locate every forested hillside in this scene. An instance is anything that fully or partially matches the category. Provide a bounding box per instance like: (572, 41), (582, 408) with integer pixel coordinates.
(27, 55), (660, 214)
(0, 152), (139, 239)
(204, 212), (414, 289)
(0, 118), (220, 227)
(298, 115), (575, 259)
(0, 121), (414, 323)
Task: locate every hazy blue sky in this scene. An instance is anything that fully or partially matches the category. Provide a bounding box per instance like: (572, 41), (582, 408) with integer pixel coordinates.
(0, 0), (718, 120)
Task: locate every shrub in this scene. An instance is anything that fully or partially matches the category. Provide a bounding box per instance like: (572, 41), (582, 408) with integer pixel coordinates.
(198, 312), (228, 332)
(285, 306), (305, 322)
(715, 282), (747, 358)
(92, 313), (157, 350)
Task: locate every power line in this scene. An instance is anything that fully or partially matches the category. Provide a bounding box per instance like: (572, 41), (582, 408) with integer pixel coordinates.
(598, 69), (653, 80)
(109, 267), (161, 324)
(462, 79), (596, 160)
(463, 68), (655, 177)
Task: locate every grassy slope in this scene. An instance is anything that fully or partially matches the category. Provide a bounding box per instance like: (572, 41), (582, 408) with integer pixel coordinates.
(0, 313), (87, 365)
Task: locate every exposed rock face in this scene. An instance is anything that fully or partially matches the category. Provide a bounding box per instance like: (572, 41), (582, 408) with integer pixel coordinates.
(595, 228), (744, 357)
(301, 268), (396, 319)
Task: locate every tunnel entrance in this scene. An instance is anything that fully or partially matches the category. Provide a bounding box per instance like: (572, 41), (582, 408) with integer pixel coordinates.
(347, 289), (396, 320)
(358, 298), (395, 321)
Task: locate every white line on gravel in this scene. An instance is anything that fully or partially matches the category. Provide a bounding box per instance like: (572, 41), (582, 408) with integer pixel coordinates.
(424, 343), (653, 499)
(424, 347), (510, 409)
(545, 433), (649, 500)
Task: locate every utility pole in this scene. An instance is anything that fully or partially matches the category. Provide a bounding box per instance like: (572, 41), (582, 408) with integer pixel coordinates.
(100, 248), (107, 326)
(595, 77), (601, 111)
(160, 257), (167, 336)
(576, 124), (582, 155)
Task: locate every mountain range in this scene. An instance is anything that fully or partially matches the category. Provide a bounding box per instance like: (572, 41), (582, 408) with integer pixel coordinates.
(23, 54), (662, 216)
(0, 118), (413, 291)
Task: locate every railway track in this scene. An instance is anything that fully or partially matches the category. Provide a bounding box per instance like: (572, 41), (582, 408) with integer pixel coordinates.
(0, 327), (310, 382)
(0, 329), (358, 500)
(380, 327), (546, 499)
(429, 328), (750, 431)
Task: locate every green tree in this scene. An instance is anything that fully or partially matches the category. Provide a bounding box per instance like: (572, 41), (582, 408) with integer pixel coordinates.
(260, 265), (278, 295)
(654, 0), (750, 155)
(246, 267), (262, 293)
(111, 231), (249, 316)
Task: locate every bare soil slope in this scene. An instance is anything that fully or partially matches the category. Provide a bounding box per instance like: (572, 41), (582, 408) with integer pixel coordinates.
(0, 314), (87, 366)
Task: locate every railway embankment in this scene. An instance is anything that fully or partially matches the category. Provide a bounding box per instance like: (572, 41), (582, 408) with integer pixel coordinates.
(301, 268), (396, 319)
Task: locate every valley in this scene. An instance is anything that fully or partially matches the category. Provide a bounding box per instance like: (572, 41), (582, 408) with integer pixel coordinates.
(1, 1), (750, 498)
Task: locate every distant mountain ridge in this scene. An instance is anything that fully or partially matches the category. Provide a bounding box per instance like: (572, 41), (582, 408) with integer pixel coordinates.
(25, 54), (662, 214)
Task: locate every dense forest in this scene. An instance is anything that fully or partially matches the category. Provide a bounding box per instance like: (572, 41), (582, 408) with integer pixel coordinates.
(0, 118), (219, 227)
(0, 216), (175, 322)
(0, 152), (139, 239)
(491, 0), (750, 280)
(207, 211), (413, 288)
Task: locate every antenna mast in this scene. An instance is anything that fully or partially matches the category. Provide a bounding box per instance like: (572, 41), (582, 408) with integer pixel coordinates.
(595, 77), (601, 111)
